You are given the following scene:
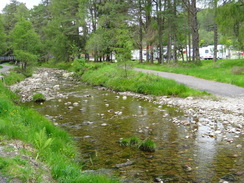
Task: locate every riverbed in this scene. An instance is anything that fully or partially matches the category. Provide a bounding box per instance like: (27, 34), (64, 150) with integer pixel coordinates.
(10, 68), (244, 183)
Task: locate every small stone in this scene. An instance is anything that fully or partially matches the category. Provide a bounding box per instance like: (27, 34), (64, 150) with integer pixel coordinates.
(154, 177), (163, 182)
(236, 144), (242, 148)
(73, 102), (79, 106)
(235, 171), (244, 176)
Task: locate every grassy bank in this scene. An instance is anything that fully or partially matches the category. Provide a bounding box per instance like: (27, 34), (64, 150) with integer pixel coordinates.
(0, 75), (118, 182)
(133, 59), (244, 87)
(71, 61), (207, 97)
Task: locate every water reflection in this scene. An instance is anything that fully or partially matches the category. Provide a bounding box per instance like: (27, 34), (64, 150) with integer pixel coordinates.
(26, 81), (244, 183)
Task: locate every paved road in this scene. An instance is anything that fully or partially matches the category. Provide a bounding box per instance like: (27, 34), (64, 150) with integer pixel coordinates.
(0, 64), (15, 73)
(134, 68), (244, 98)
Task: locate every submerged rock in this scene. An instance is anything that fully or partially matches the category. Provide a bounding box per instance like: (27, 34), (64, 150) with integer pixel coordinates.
(114, 159), (133, 168)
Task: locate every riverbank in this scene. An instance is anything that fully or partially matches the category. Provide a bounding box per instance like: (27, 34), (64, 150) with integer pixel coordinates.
(0, 68), (119, 182)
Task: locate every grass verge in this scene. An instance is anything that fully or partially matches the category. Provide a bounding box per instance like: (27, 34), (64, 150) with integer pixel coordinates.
(79, 63), (207, 97)
(132, 59), (244, 87)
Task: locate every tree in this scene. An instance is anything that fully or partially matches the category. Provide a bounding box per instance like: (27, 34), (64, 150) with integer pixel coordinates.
(10, 18), (41, 70)
(216, 0), (244, 51)
(156, 0), (164, 64)
(0, 15), (7, 55)
(2, 0), (29, 32)
(182, 0), (200, 62)
(45, 0), (81, 62)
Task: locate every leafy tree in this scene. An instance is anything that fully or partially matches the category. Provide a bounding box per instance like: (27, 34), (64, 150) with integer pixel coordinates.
(30, 2), (52, 61)
(216, 0), (244, 50)
(0, 15), (7, 55)
(44, 0), (82, 62)
(2, 0), (29, 32)
(10, 18), (41, 70)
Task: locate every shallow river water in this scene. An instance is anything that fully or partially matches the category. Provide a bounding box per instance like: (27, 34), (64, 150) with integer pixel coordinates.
(26, 79), (243, 183)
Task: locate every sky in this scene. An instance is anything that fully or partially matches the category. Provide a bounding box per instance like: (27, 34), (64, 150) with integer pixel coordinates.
(0, 0), (41, 13)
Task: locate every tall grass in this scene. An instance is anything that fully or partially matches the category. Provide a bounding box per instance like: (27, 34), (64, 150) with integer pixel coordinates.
(0, 82), (119, 182)
(133, 59), (244, 87)
(80, 63), (206, 97)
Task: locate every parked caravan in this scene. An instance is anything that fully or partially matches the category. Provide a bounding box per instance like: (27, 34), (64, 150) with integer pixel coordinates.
(199, 45), (227, 60)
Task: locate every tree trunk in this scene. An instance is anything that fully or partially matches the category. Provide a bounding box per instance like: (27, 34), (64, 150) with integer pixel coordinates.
(150, 44), (154, 63)
(157, 0), (164, 64)
(191, 0), (200, 62)
(213, 0), (218, 62)
(139, 0), (143, 63)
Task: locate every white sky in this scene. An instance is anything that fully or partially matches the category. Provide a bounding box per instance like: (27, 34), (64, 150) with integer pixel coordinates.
(0, 0), (41, 13)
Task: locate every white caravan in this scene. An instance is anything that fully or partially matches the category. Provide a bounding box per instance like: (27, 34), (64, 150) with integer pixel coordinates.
(199, 45), (227, 60)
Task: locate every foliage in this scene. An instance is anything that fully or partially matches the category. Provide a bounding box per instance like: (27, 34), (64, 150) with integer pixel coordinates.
(2, 1), (30, 32)
(40, 59), (72, 70)
(216, 1), (244, 50)
(32, 93), (46, 102)
(10, 18), (41, 70)
(34, 127), (54, 159)
(0, 15), (7, 55)
(70, 57), (87, 74)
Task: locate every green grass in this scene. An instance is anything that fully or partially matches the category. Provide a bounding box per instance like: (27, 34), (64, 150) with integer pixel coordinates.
(80, 63), (206, 97)
(2, 70), (26, 85)
(0, 81), (119, 183)
(0, 155), (43, 182)
(132, 59), (244, 87)
(32, 93), (46, 102)
(41, 59), (73, 70)
(120, 136), (156, 152)
(139, 139), (156, 152)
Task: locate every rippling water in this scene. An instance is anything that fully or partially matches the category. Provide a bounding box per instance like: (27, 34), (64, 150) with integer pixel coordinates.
(25, 80), (244, 182)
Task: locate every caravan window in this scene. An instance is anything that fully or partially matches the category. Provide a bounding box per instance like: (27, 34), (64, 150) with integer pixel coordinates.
(205, 50), (209, 53)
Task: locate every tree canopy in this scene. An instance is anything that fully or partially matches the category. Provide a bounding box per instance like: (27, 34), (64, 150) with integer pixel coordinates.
(0, 0), (243, 65)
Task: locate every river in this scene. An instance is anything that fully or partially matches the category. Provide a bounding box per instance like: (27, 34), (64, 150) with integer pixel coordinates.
(19, 69), (243, 183)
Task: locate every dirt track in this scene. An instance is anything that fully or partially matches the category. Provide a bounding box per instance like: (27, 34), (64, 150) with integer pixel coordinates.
(134, 68), (244, 98)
